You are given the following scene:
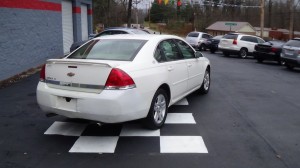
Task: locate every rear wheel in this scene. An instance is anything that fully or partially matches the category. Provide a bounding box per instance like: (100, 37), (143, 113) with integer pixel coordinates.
(239, 48), (248, 59)
(210, 49), (216, 53)
(286, 64), (294, 70)
(144, 89), (168, 130)
(199, 69), (210, 94)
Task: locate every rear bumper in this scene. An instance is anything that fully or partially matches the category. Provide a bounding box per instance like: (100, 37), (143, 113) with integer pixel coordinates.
(253, 51), (280, 61)
(37, 82), (149, 123)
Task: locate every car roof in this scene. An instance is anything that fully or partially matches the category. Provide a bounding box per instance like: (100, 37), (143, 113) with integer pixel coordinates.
(94, 34), (183, 41)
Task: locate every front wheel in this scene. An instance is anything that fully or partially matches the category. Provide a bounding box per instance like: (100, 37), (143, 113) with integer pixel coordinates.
(199, 69), (210, 94)
(144, 89), (168, 130)
(199, 44), (206, 51)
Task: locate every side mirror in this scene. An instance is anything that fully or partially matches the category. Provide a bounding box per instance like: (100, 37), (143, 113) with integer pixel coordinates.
(195, 51), (203, 58)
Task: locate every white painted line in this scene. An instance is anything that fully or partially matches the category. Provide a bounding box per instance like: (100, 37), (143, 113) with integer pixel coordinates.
(165, 113), (196, 124)
(120, 124), (160, 137)
(173, 98), (189, 105)
(44, 121), (87, 136)
(160, 136), (208, 153)
(69, 136), (119, 153)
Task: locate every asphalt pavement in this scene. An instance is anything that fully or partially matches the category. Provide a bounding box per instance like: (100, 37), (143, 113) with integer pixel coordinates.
(0, 51), (299, 168)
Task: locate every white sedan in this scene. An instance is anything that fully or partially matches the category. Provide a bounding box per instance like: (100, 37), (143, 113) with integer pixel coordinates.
(37, 34), (211, 129)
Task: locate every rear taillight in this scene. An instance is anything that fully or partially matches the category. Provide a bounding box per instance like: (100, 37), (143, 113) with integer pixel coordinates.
(271, 48), (278, 52)
(40, 64), (46, 82)
(233, 39), (237, 45)
(105, 68), (136, 90)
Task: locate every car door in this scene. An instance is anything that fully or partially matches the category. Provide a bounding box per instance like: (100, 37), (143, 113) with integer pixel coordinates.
(240, 36), (258, 53)
(174, 39), (205, 91)
(157, 40), (188, 102)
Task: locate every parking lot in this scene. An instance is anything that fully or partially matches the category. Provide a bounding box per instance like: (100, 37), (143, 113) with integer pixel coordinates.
(0, 51), (299, 168)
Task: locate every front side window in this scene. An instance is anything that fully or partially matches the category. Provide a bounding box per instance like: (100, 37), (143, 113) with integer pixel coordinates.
(67, 39), (147, 61)
(257, 38), (265, 44)
(159, 40), (182, 61)
(174, 39), (195, 59)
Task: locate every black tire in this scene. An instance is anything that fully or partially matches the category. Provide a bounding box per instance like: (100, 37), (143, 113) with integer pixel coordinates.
(286, 64), (294, 70)
(239, 48), (248, 59)
(144, 89), (169, 130)
(199, 68), (210, 94)
(210, 49), (216, 54)
(223, 52), (230, 57)
(199, 44), (205, 51)
(257, 58), (263, 63)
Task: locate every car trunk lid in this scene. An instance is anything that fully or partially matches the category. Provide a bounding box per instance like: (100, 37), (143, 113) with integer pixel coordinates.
(44, 59), (127, 93)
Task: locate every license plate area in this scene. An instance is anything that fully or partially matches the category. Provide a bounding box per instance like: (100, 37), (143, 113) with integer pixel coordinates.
(56, 96), (77, 111)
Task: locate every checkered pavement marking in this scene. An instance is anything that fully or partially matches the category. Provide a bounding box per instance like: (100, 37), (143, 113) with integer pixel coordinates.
(44, 98), (208, 154)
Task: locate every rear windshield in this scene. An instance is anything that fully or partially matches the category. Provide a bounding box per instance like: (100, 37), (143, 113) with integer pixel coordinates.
(187, 32), (199, 37)
(285, 39), (300, 47)
(129, 29), (150, 34)
(266, 41), (285, 46)
(68, 39), (147, 61)
(223, 34), (238, 40)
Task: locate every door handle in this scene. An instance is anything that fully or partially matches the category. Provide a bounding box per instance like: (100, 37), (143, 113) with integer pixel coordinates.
(167, 66), (174, 71)
(187, 63), (192, 67)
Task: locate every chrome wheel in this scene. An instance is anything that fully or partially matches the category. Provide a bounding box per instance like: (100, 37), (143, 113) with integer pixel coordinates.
(144, 89), (168, 129)
(153, 94), (166, 124)
(203, 71), (210, 91)
(199, 69), (210, 94)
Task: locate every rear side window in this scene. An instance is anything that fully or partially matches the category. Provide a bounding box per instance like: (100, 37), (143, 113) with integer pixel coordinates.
(68, 39), (147, 61)
(188, 32), (199, 37)
(285, 39), (300, 47)
(223, 34), (238, 40)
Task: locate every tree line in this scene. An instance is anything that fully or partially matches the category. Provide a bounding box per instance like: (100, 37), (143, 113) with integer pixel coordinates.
(93, 0), (300, 32)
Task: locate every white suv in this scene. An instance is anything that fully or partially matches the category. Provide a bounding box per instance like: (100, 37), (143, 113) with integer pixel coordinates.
(218, 33), (265, 58)
(186, 32), (213, 51)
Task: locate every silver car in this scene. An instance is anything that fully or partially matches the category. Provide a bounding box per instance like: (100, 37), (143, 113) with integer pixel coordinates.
(185, 32), (212, 51)
(281, 38), (300, 70)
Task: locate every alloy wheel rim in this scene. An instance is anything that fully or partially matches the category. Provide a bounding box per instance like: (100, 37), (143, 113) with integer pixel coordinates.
(204, 72), (210, 90)
(153, 94), (166, 124)
(241, 50), (247, 58)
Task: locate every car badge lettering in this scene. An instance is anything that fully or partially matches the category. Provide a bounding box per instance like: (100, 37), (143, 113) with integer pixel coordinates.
(67, 72), (75, 77)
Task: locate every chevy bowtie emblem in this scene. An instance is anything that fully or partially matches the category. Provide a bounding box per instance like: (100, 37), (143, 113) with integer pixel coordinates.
(67, 72), (75, 77)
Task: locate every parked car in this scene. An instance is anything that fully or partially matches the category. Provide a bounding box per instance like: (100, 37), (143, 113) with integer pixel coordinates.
(281, 38), (300, 69)
(218, 33), (265, 58)
(253, 40), (285, 65)
(205, 35), (223, 53)
(70, 27), (150, 52)
(185, 31), (213, 51)
(37, 34), (211, 129)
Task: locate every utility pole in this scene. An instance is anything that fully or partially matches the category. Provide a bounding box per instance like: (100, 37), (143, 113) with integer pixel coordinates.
(288, 0), (294, 39)
(260, 0), (265, 38)
(127, 0), (133, 28)
(148, 1), (151, 28)
(135, 0), (138, 25)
